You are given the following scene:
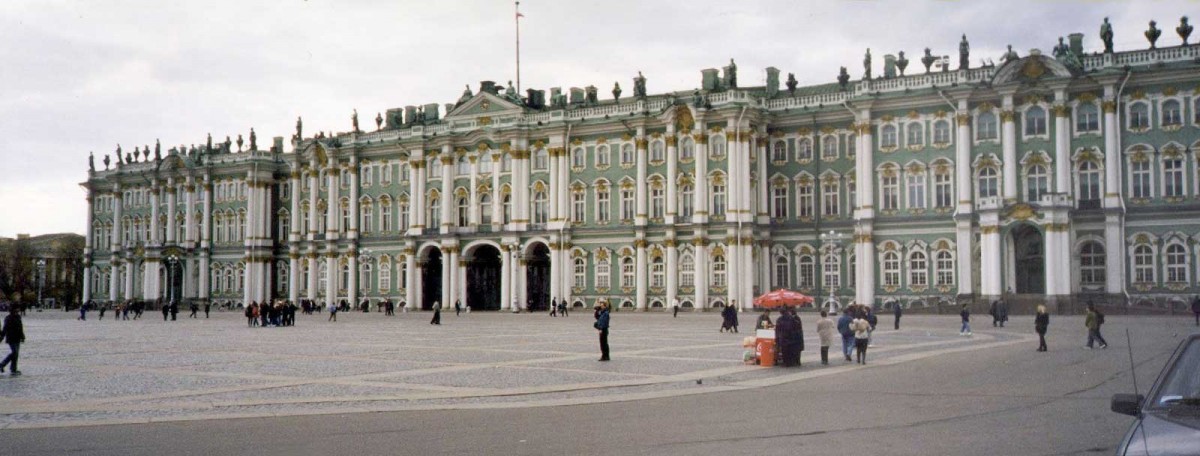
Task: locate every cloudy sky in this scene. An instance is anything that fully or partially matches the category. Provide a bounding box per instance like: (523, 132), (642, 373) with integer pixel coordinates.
(0, 0), (1190, 237)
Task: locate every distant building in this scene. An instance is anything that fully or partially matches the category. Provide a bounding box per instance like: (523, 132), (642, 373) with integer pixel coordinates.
(82, 23), (1200, 313)
(0, 233), (84, 307)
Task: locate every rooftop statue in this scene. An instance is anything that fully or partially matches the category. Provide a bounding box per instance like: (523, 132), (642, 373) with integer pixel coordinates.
(295, 117), (303, 139)
(89, 151), (95, 172)
(897, 51), (909, 76)
(1178, 16), (1193, 45)
(1054, 36), (1083, 74)
(236, 134), (244, 152)
(838, 66), (850, 91)
(863, 48), (872, 80)
(1002, 44), (1020, 64)
(249, 128), (257, 150)
(103, 154), (110, 170)
(921, 48), (936, 74)
(786, 73), (797, 95)
(1146, 20), (1162, 49)
(1052, 37), (1068, 59)
(142, 145), (149, 161)
(959, 34), (970, 70)
(223, 135), (232, 153)
(133, 146), (139, 162)
(206, 133), (213, 152)
(633, 71), (647, 98)
(352, 109), (359, 133)
(125, 152), (133, 164)
(458, 84), (473, 106)
(505, 80), (521, 103)
(724, 58), (737, 89)
(692, 88), (703, 108)
(154, 140), (161, 161)
(375, 112), (382, 131)
(1101, 17), (1114, 53)
(612, 82), (622, 101)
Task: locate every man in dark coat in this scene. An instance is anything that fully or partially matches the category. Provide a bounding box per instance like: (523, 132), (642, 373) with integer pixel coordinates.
(204, 302), (211, 318)
(455, 299), (462, 317)
(169, 301), (179, 321)
(549, 297), (557, 317)
(161, 299), (170, 321)
(595, 302), (610, 361)
(837, 310), (855, 362)
(1191, 295), (1200, 326)
(775, 308), (804, 367)
(0, 305), (25, 376)
(893, 302), (903, 330)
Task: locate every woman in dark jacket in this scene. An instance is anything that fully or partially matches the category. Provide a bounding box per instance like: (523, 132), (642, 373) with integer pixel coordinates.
(1035, 305), (1050, 352)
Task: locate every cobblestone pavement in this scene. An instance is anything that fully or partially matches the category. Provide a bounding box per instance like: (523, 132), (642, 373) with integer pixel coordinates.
(0, 309), (1026, 429)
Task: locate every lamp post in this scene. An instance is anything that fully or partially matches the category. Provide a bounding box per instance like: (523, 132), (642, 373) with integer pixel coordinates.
(360, 248), (372, 309)
(818, 230), (849, 314)
(36, 259), (46, 309)
(166, 254), (179, 304)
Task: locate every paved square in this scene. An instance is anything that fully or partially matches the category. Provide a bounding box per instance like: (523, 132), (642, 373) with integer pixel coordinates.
(0, 309), (1025, 429)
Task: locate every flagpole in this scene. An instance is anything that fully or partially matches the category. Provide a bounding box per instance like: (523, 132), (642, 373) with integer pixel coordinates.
(515, 1), (521, 94)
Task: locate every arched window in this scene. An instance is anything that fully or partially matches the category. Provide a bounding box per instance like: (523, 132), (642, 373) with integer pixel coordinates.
(790, 255), (813, 289)
(502, 194), (512, 224)
(1076, 103), (1100, 132)
(596, 145), (611, 167)
(906, 122), (924, 147)
(821, 136), (837, 160)
(880, 125), (898, 148)
(621, 257), (636, 288)
(976, 112), (998, 141)
(933, 120), (951, 144)
(457, 196), (469, 227)
(1026, 164), (1049, 202)
(621, 144), (635, 165)
(1024, 106), (1047, 136)
(908, 251), (928, 287)
(772, 141), (787, 162)
(1165, 243), (1188, 283)
(935, 250), (955, 286)
(1129, 102), (1150, 129)
(359, 262), (372, 293)
(711, 254), (727, 287)
(710, 135), (726, 158)
(533, 191), (548, 224)
(882, 251), (901, 287)
(650, 141), (665, 162)
(318, 262), (328, 293)
(428, 194), (441, 226)
(679, 253), (695, 288)
(572, 147), (585, 168)
(1079, 241), (1105, 287)
(479, 194), (492, 225)
(848, 253), (857, 288)
(651, 256), (665, 288)
(480, 153), (493, 173)
(1133, 244), (1154, 284)
(680, 137), (695, 160)
(773, 255), (789, 288)
(1162, 100), (1182, 127)
(1078, 160), (1102, 203)
(573, 257), (586, 289)
(797, 138), (813, 161)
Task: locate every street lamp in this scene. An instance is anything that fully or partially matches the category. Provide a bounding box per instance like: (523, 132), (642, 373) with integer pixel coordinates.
(818, 230), (849, 314)
(36, 259), (46, 309)
(166, 254), (179, 304)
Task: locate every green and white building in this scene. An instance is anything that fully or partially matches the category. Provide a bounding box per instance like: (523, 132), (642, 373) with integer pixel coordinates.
(82, 26), (1200, 313)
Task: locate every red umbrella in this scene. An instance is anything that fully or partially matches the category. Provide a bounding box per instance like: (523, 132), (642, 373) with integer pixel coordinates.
(753, 289), (814, 308)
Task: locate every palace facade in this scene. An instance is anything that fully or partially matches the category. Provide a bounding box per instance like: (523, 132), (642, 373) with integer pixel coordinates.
(82, 25), (1200, 313)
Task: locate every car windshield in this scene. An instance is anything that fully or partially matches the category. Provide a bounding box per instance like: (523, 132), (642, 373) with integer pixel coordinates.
(1150, 339), (1200, 409)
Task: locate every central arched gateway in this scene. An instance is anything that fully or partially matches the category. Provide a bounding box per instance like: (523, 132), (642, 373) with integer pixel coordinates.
(421, 248), (443, 310)
(466, 244), (502, 311)
(525, 242), (550, 312)
(1011, 224), (1045, 294)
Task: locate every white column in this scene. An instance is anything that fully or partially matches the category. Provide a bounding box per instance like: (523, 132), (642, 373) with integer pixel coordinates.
(109, 260), (120, 302)
(349, 162), (360, 239)
(955, 105), (975, 295)
(742, 241), (755, 309)
(635, 131), (648, 226)
(288, 254), (300, 303)
(756, 137), (769, 220)
(409, 158), (423, 232)
(198, 253), (210, 300)
(1001, 96), (1018, 202)
(202, 180), (212, 245)
(326, 167), (340, 239)
(185, 179), (197, 243)
(441, 147), (453, 232)
(665, 239), (678, 308)
(559, 147), (570, 224)
(1053, 94), (1071, 195)
(1044, 223), (1072, 297)
(308, 169), (320, 240)
(166, 185), (177, 244)
(325, 254), (337, 307)
(149, 184), (160, 245)
(1101, 92), (1126, 295)
(665, 133), (678, 224)
(289, 171), (301, 241)
(549, 241), (560, 304)
(548, 147), (560, 222)
(491, 152), (502, 227)
(695, 132), (709, 224)
(469, 155), (480, 225)
(979, 214), (1002, 297)
(124, 261), (134, 300)
(441, 248), (453, 306)
(738, 133), (754, 223)
(83, 193), (95, 303)
(348, 253), (358, 306)
(111, 188), (123, 250)
(854, 115), (877, 307)
(500, 245), (511, 310)
(635, 239), (647, 310)
(405, 250), (417, 308)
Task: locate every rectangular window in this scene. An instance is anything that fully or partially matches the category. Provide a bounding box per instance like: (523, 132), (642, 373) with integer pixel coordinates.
(772, 187), (788, 219)
(822, 181), (839, 217)
(1132, 161), (1152, 199)
(596, 262), (611, 289)
(597, 189), (610, 223)
(680, 186), (694, 218)
(934, 173), (953, 208)
(797, 184), (813, 218)
(906, 173), (926, 210)
(573, 260), (586, 289)
(712, 184), (726, 217)
(572, 192), (585, 222)
(651, 187), (664, 219)
(1163, 159), (1185, 197)
(620, 189), (635, 220)
(881, 175), (899, 210)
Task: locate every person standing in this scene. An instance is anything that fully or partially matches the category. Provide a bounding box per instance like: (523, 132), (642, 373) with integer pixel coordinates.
(1034, 305), (1050, 352)
(774, 308), (795, 367)
(851, 310), (871, 364)
(328, 302), (338, 322)
(989, 300), (999, 327)
(78, 301), (87, 321)
(246, 303), (257, 327)
(960, 304), (972, 336)
(816, 310), (834, 365)
(549, 297), (557, 317)
(837, 310), (854, 362)
(455, 299), (462, 317)
(865, 306), (878, 348)
(756, 310), (773, 330)
(0, 305), (25, 376)
(997, 299), (1009, 328)
(161, 300), (169, 321)
(893, 302), (902, 330)
(672, 297), (680, 318)
(595, 302), (610, 361)
(98, 302), (106, 320)
(560, 300), (568, 317)
(1191, 295), (1200, 326)
(204, 302), (211, 319)
(430, 301), (442, 325)
(1085, 303), (1108, 349)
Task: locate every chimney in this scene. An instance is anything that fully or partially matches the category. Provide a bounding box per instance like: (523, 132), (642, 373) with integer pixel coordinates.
(1068, 33), (1084, 56)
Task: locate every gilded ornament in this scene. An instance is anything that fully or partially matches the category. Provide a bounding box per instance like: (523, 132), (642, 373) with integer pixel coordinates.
(907, 110), (920, 119)
(1020, 58), (1046, 80)
(1076, 92), (1097, 102)
(1102, 101), (1117, 113)
(956, 113), (971, 126)
(1131, 90), (1146, 100)
(665, 136), (678, 147)
(1163, 86), (1178, 96)
(980, 225), (1000, 235)
(1052, 105), (1070, 117)
(1009, 203), (1035, 220)
(999, 110), (1015, 122)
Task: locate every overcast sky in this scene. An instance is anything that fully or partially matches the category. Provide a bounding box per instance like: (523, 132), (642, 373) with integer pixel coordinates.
(0, 0), (1190, 237)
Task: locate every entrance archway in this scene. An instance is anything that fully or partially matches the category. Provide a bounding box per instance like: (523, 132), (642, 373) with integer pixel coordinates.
(164, 261), (183, 303)
(525, 242), (550, 312)
(421, 248), (443, 310)
(466, 245), (502, 311)
(1012, 224), (1045, 294)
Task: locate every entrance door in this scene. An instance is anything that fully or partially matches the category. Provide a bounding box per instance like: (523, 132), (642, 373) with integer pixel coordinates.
(526, 243), (550, 312)
(467, 245), (502, 311)
(1012, 225), (1045, 294)
(421, 249), (443, 310)
(166, 261), (183, 303)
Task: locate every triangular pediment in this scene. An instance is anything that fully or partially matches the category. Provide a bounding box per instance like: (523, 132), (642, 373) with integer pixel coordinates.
(445, 91), (525, 119)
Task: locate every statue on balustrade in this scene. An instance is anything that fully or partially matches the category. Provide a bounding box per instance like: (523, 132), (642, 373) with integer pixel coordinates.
(1101, 17), (1114, 53)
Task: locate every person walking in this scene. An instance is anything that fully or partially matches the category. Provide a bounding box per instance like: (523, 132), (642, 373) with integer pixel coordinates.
(78, 301), (87, 321)
(865, 306), (878, 348)
(161, 300), (169, 321)
(98, 302), (107, 320)
(1035, 305), (1050, 352)
(893, 302), (902, 330)
(960, 304), (972, 336)
(720, 304), (738, 333)
(837, 309), (855, 362)
(549, 297), (557, 317)
(245, 303), (256, 327)
(989, 300), (1000, 327)
(204, 302), (211, 319)
(327, 302), (338, 322)
(1085, 303), (1108, 349)
(816, 310), (834, 365)
(189, 302), (198, 319)
(170, 301), (179, 321)
(595, 302), (610, 361)
(0, 305), (25, 376)
(997, 299), (1009, 328)
(455, 299), (462, 317)
(851, 310), (871, 364)
(430, 301), (442, 325)
(672, 297), (680, 318)
(1191, 295), (1200, 326)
